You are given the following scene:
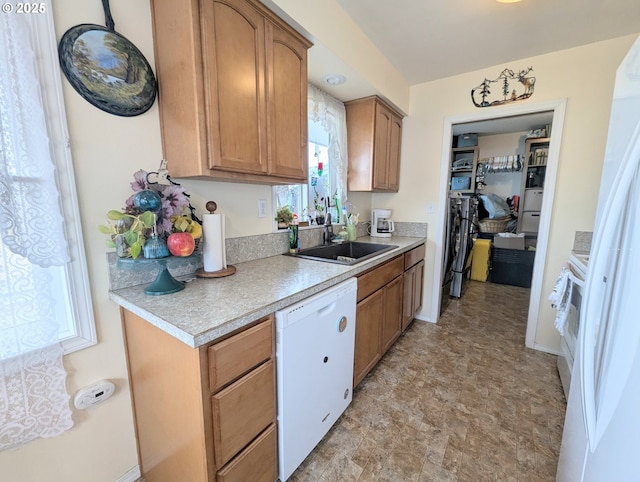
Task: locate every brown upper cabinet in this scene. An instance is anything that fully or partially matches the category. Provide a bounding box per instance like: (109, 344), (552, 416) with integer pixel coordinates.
(346, 96), (404, 192)
(150, 0), (312, 184)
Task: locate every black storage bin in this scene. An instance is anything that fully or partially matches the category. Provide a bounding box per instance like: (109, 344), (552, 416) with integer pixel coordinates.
(490, 248), (535, 288)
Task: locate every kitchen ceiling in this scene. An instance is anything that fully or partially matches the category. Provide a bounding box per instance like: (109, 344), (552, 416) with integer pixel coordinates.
(333, 0), (640, 85)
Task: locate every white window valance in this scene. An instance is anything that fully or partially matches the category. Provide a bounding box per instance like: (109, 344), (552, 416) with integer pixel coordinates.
(307, 83), (349, 206)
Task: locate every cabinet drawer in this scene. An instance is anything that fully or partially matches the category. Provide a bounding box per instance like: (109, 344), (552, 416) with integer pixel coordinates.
(217, 424), (277, 482)
(521, 211), (541, 232)
(357, 255), (403, 302)
(523, 189), (543, 211)
(209, 316), (273, 392)
(404, 244), (425, 270)
(212, 360), (276, 468)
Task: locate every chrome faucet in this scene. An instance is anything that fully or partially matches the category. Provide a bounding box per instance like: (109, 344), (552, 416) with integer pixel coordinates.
(323, 212), (334, 245)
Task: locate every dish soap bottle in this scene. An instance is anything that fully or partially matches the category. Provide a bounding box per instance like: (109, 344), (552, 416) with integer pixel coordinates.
(289, 214), (299, 253)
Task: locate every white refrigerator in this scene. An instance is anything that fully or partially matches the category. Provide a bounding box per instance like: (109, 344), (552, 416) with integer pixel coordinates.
(556, 35), (640, 481)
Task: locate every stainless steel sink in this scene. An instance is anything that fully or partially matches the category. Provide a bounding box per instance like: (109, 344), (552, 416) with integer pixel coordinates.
(286, 241), (398, 265)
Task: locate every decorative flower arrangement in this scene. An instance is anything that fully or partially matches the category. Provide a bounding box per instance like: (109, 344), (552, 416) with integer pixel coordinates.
(99, 169), (201, 259)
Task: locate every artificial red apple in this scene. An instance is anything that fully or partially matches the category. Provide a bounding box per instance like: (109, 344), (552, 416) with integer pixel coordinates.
(167, 232), (195, 257)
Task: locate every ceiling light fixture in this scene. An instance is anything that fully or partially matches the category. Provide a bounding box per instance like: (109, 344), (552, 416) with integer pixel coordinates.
(322, 74), (347, 86)
(496, 0), (522, 3)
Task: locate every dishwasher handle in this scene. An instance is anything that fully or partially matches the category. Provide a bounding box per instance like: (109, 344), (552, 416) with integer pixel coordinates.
(317, 301), (337, 317)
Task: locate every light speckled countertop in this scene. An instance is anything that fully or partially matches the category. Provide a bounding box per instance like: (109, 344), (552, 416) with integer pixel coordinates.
(109, 236), (425, 348)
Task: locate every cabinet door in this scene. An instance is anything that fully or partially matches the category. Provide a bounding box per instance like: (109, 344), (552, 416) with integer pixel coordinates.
(372, 102), (392, 190)
(402, 259), (425, 331)
(412, 260), (424, 317)
(267, 23), (308, 181)
(381, 276), (403, 353)
(346, 96), (403, 192)
(386, 113), (402, 191)
(203, 0), (268, 174)
(354, 289), (384, 386)
(402, 267), (416, 331)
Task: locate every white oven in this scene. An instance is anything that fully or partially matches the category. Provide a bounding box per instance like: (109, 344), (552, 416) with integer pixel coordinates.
(557, 253), (587, 398)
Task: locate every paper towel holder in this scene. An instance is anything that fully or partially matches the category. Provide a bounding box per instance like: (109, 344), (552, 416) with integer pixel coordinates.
(196, 200), (236, 278)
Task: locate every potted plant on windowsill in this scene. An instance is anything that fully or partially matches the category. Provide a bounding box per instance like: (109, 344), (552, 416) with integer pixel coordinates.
(275, 205), (294, 229)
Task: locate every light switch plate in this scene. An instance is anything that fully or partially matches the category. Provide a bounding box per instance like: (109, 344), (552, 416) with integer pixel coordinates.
(258, 199), (267, 218)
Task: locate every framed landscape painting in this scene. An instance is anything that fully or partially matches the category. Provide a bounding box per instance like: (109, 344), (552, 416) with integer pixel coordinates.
(59, 24), (157, 117)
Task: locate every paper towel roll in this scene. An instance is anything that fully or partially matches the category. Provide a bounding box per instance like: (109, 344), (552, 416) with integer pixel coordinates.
(202, 213), (226, 272)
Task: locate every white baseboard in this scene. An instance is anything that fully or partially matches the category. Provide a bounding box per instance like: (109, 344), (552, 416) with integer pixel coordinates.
(116, 466), (141, 482)
(414, 313), (434, 323)
(529, 342), (561, 356)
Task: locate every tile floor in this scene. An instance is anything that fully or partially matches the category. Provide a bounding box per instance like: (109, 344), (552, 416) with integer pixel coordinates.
(289, 281), (567, 482)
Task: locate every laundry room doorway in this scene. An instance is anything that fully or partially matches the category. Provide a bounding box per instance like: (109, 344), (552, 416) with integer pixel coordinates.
(432, 99), (567, 350)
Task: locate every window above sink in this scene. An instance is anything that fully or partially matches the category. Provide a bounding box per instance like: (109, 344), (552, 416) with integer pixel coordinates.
(273, 84), (349, 231)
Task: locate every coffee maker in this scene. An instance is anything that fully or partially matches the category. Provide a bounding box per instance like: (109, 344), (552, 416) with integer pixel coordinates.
(371, 209), (395, 238)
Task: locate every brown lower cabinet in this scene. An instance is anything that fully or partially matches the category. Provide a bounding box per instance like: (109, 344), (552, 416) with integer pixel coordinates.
(353, 287), (385, 386)
(353, 255), (404, 386)
(402, 244), (426, 331)
(121, 310), (278, 482)
(354, 243), (426, 386)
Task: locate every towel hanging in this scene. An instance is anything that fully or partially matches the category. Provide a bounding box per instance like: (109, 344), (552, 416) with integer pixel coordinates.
(549, 266), (573, 336)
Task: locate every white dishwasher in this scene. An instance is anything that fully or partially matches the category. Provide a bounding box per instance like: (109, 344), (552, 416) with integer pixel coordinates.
(275, 277), (357, 481)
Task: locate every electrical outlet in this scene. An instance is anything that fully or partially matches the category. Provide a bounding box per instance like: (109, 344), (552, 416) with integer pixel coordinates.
(258, 199), (267, 218)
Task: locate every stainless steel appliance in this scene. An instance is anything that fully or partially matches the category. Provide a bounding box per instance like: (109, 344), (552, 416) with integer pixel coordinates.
(275, 278), (357, 481)
(441, 194), (477, 307)
(371, 209), (394, 237)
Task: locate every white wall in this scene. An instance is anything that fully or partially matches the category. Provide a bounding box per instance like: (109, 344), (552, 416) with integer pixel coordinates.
(478, 132), (526, 199)
(376, 34), (639, 351)
(0, 0), (636, 479)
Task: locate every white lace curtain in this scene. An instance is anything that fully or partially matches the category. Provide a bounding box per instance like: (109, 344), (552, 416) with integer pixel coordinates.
(0, 12), (73, 450)
(307, 83), (349, 207)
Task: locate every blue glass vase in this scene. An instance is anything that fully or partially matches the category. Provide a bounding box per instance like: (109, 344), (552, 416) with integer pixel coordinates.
(133, 189), (162, 213)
